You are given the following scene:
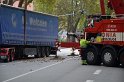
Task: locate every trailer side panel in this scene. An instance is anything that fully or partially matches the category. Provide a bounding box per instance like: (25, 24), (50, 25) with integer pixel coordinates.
(0, 5), (24, 45)
(25, 11), (58, 47)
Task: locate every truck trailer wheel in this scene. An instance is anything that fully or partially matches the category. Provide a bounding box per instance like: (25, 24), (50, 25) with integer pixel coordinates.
(10, 55), (14, 62)
(120, 51), (124, 67)
(46, 47), (50, 57)
(41, 47), (46, 58)
(86, 47), (101, 65)
(101, 48), (118, 67)
(35, 48), (41, 58)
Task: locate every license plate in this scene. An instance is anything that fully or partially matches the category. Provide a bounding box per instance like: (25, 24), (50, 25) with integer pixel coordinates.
(0, 56), (7, 59)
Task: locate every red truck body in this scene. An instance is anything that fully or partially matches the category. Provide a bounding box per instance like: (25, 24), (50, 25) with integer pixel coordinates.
(0, 48), (15, 62)
(60, 42), (80, 49)
(108, 0), (124, 15)
(85, 18), (124, 46)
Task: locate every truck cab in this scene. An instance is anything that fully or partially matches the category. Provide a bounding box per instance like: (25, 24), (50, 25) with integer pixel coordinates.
(0, 48), (15, 62)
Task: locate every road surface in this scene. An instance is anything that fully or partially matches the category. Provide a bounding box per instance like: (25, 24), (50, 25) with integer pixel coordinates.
(0, 48), (124, 82)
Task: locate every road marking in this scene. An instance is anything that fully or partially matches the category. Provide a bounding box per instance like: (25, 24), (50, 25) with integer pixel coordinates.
(93, 69), (102, 75)
(86, 80), (94, 82)
(2, 58), (74, 82)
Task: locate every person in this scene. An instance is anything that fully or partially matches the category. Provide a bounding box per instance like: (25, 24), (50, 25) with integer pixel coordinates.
(80, 36), (90, 65)
(95, 33), (102, 43)
(88, 16), (94, 27)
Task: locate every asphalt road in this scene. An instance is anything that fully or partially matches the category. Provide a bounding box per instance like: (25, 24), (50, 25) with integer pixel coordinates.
(0, 48), (124, 82)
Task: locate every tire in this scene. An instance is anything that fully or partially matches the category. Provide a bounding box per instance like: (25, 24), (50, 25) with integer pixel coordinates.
(35, 48), (41, 58)
(46, 47), (50, 57)
(120, 51), (124, 67)
(35, 53), (40, 58)
(101, 48), (118, 67)
(10, 55), (14, 62)
(86, 47), (101, 65)
(41, 47), (46, 58)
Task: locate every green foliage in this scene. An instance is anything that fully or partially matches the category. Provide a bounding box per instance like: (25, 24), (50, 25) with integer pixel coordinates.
(28, 0), (33, 3)
(55, 0), (72, 30)
(81, 0), (101, 15)
(34, 0), (108, 31)
(34, 0), (56, 14)
(77, 15), (86, 29)
(34, 0), (109, 42)
(55, 0), (101, 31)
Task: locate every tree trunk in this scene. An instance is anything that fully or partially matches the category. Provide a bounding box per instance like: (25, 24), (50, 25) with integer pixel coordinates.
(3, 0), (9, 4)
(18, 0), (24, 7)
(67, 15), (73, 42)
(8, 0), (13, 5)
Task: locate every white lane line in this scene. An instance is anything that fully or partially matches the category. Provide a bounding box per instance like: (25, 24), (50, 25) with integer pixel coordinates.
(93, 69), (102, 75)
(2, 58), (74, 82)
(86, 80), (94, 82)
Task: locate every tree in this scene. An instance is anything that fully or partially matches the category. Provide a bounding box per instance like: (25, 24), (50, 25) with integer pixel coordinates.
(2, 0), (14, 5)
(34, 0), (103, 42)
(8, 0), (13, 5)
(55, 0), (84, 42)
(18, 0), (24, 7)
(18, 0), (33, 8)
(34, 0), (56, 14)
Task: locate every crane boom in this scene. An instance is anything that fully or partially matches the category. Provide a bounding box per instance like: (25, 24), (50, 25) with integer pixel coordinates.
(100, 0), (124, 15)
(100, 0), (106, 15)
(108, 0), (124, 14)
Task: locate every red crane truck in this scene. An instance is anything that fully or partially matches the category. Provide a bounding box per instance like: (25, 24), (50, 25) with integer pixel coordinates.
(82, 0), (124, 67)
(60, 0), (124, 67)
